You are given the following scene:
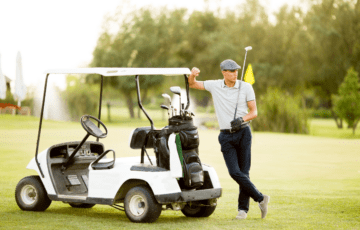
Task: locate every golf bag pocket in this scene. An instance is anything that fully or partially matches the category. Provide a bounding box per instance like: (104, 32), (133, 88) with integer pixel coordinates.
(179, 129), (199, 150)
(182, 150), (203, 188)
(183, 149), (200, 164)
(184, 162), (204, 188)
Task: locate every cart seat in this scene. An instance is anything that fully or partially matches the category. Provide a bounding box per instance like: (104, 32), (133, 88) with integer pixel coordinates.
(92, 161), (114, 170)
(91, 149), (115, 170)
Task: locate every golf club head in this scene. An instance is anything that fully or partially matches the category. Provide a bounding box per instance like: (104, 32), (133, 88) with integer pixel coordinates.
(162, 93), (171, 103)
(170, 86), (181, 96)
(160, 105), (169, 110)
(245, 46), (252, 51)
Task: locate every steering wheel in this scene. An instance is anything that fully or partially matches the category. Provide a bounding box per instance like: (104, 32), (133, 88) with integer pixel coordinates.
(80, 115), (108, 138)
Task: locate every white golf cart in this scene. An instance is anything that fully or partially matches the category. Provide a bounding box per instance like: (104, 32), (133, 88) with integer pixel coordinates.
(15, 68), (222, 223)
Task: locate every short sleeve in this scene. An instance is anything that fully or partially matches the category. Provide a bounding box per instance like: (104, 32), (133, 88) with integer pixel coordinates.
(246, 83), (256, 101)
(203, 80), (218, 93)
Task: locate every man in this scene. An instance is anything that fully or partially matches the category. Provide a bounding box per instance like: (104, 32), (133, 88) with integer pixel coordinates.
(188, 59), (270, 220)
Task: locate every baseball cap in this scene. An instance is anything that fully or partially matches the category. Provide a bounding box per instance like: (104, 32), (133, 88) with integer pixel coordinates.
(220, 59), (241, 71)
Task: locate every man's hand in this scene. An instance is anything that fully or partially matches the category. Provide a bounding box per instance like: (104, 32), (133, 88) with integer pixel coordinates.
(191, 67), (200, 77)
(230, 117), (244, 132)
(188, 67), (205, 90)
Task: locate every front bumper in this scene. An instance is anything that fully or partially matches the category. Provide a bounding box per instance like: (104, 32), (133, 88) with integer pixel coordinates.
(155, 188), (222, 204)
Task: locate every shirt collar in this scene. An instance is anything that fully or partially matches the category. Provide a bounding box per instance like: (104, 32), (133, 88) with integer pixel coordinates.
(222, 80), (240, 89)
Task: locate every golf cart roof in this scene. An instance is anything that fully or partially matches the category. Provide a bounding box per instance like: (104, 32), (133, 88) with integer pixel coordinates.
(44, 68), (191, 76)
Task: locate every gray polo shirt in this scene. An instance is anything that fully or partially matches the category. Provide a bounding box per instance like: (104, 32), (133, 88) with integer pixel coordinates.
(204, 80), (255, 130)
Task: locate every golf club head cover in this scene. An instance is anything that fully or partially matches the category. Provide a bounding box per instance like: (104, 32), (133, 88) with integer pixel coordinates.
(230, 117), (244, 132)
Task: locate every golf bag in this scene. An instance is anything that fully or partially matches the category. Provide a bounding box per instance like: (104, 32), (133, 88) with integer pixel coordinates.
(130, 116), (204, 189)
(156, 116), (203, 189)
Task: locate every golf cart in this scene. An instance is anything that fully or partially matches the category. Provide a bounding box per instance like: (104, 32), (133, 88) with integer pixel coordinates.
(15, 68), (222, 223)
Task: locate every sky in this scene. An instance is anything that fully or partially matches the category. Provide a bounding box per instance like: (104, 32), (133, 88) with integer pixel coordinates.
(0, 0), (301, 91)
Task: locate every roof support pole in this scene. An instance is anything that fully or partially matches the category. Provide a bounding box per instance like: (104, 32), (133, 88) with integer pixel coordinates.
(97, 75), (104, 142)
(135, 75), (154, 130)
(35, 74), (49, 178)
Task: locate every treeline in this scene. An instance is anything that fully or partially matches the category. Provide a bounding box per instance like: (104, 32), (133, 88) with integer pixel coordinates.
(88, 0), (360, 120)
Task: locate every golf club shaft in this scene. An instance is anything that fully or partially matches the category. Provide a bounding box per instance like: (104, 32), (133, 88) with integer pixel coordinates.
(234, 49), (250, 119)
(240, 51), (248, 81)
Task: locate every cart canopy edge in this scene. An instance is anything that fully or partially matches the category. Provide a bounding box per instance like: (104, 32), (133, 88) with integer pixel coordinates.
(44, 68), (191, 76)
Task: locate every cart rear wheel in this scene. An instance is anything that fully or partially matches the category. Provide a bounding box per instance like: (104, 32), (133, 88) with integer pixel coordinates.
(69, 203), (95, 208)
(15, 176), (52, 211)
(181, 202), (216, 217)
(124, 185), (162, 223)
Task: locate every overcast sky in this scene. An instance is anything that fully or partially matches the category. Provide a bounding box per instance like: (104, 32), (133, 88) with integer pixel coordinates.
(0, 0), (300, 89)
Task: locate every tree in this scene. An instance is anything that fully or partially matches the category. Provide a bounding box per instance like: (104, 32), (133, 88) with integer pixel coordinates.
(304, 0), (360, 107)
(332, 67), (360, 134)
(89, 8), (189, 118)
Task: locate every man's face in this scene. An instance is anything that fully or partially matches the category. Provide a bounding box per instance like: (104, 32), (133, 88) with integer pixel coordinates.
(222, 69), (238, 83)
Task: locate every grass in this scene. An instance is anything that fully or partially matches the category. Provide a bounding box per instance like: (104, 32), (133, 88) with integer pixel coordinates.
(309, 118), (360, 139)
(0, 115), (360, 229)
(205, 117), (360, 139)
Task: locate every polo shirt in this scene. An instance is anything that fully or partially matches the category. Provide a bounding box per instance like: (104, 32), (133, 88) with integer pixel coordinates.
(204, 79), (255, 130)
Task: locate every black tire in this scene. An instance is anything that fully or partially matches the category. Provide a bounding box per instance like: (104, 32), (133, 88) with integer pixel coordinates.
(15, 176), (52, 211)
(69, 203), (95, 208)
(124, 185), (162, 223)
(181, 202), (216, 217)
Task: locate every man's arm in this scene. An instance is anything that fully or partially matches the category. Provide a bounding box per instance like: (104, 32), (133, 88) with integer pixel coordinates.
(243, 100), (258, 122)
(188, 67), (205, 90)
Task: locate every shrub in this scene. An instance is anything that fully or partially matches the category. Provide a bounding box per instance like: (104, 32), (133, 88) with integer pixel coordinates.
(332, 67), (360, 134)
(252, 88), (309, 134)
(63, 76), (99, 121)
(310, 108), (332, 118)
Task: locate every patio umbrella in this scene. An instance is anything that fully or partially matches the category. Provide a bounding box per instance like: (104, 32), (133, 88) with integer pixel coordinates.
(14, 51), (26, 107)
(0, 53), (6, 100)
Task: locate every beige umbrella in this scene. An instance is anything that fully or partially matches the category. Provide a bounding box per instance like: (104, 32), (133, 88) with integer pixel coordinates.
(0, 53), (6, 99)
(14, 51), (27, 107)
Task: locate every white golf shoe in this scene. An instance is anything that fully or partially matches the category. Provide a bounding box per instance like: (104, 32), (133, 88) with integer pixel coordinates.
(258, 194), (270, 218)
(236, 210), (247, 220)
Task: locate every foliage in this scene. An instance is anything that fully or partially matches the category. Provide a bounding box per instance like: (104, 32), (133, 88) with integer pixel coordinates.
(88, 0), (360, 128)
(0, 88), (34, 111)
(0, 89), (16, 105)
(89, 8), (191, 118)
(303, 0), (360, 107)
(309, 108), (332, 118)
(63, 75), (99, 121)
(332, 67), (360, 134)
(251, 88), (309, 134)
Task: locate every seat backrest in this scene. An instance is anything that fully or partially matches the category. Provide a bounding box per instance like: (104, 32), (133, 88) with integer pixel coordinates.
(129, 127), (152, 149)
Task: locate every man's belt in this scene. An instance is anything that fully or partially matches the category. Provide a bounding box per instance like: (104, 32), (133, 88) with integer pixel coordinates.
(220, 122), (250, 133)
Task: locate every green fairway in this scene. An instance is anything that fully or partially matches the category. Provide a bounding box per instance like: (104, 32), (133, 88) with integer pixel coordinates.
(309, 118), (360, 139)
(1, 115), (359, 229)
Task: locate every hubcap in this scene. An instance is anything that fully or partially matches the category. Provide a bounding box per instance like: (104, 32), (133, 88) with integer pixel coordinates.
(21, 185), (37, 205)
(129, 195), (146, 216)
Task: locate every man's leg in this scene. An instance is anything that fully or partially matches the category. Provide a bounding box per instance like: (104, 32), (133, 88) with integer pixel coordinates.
(219, 132), (264, 206)
(237, 127), (270, 219)
(237, 126), (252, 212)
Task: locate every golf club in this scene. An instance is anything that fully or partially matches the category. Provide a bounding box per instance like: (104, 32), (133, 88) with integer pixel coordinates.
(241, 46), (252, 82)
(170, 86), (182, 117)
(162, 93), (173, 117)
(160, 104), (170, 118)
(162, 93), (172, 104)
(234, 46), (252, 120)
(184, 110), (195, 118)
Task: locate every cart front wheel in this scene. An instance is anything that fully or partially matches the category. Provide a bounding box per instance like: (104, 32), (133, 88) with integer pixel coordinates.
(15, 176), (52, 211)
(124, 185), (162, 223)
